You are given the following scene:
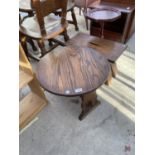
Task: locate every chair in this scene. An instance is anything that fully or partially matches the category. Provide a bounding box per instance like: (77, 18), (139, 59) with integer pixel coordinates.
(74, 0), (101, 29)
(55, 0), (79, 31)
(20, 0), (69, 57)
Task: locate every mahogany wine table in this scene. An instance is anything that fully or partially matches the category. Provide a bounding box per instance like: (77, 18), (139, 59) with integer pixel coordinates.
(37, 46), (110, 120)
(86, 8), (121, 38)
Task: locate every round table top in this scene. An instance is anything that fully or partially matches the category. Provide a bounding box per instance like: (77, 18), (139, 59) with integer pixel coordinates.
(36, 46), (110, 96)
(86, 8), (121, 22)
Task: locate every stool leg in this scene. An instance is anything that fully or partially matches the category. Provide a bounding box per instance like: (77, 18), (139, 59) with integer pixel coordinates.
(110, 62), (118, 78)
(105, 68), (113, 86)
(71, 8), (79, 31)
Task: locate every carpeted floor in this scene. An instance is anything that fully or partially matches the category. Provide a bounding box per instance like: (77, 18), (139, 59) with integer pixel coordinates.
(20, 7), (135, 155)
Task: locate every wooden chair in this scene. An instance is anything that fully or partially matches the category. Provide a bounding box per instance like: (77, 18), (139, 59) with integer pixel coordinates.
(20, 0), (69, 57)
(55, 0), (79, 31)
(74, 0), (101, 29)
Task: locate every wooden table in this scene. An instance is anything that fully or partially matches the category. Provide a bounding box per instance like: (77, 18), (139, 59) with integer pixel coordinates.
(36, 46), (110, 120)
(85, 8), (121, 38)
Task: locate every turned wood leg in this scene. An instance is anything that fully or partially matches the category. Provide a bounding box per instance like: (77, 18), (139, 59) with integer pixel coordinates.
(63, 29), (69, 42)
(37, 39), (46, 57)
(71, 8), (79, 31)
(79, 91), (101, 120)
(109, 62), (118, 78)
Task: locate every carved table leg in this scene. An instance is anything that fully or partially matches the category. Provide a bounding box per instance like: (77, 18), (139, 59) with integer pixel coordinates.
(79, 91), (101, 120)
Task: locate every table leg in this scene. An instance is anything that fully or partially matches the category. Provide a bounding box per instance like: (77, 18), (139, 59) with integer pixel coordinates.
(79, 91), (101, 120)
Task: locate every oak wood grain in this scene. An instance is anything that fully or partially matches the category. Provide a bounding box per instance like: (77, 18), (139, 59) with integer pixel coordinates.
(37, 46), (110, 96)
(66, 33), (127, 62)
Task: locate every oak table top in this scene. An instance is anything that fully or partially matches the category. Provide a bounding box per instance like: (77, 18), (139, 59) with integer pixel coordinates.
(37, 46), (110, 97)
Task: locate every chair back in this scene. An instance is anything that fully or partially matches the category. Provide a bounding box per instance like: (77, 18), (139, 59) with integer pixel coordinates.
(31, 0), (68, 36)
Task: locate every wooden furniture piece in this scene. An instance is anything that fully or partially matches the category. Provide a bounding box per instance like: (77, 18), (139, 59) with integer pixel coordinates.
(20, 0), (69, 57)
(20, 0), (79, 31)
(74, 0), (101, 29)
(36, 46), (110, 120)
(19, 44), (47, 130)
(66, 33), (127, 84)
(88, 0), (135, 43)
(85, 8), (121, 38)
(55, 0), (79, 31)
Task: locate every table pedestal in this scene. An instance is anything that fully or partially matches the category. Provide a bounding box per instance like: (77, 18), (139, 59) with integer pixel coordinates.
(79, 91), (101, 120)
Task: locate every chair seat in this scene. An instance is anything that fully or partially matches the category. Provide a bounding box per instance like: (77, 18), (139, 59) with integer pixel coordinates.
(20, 14), (68, 39)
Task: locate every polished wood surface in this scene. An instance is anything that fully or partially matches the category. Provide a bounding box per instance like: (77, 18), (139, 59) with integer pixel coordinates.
(37, 46), (110, 96)
(66, 33), (127, 86)
(86, 8), (121, 38)
(86, 8), (121, 22)
(66, 33), (127, 62)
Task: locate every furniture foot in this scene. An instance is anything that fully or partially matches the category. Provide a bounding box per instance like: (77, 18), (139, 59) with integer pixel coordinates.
(79, 91), (101, 120)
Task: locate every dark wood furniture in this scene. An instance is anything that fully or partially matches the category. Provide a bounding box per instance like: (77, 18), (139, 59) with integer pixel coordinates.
(20, 0), (69, 57)
(20, 0), (79, 31)
(85, 8), (121, 38)
(66, 33), (127, 84)
(36, 45), (110, 120)
(89, 0), (135, 43)
(55, 0), (79, 31)
(19, 44), (47, 130)
(74, 0), (101, 29)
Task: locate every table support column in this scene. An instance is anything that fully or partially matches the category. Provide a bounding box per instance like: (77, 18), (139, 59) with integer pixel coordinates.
(79, 91), (101, 120)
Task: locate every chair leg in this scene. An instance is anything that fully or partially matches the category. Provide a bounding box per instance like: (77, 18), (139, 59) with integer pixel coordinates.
(37, 39), (46, 57)
(27, 38), (37, 51)
(48, 39), (53, 46)
(63, 29), (70, 42)
(71, 8), (79, 31)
